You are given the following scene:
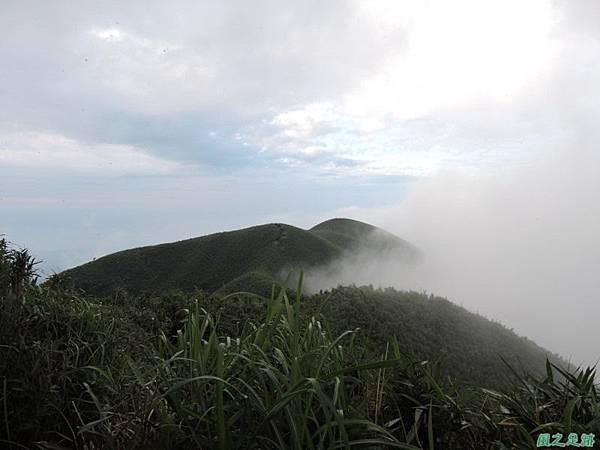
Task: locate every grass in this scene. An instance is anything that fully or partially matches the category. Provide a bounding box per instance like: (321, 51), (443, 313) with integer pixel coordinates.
(1, 238), (598, 449)
(53, 218), (566, 389)
(59, 218), (413, 296)
(143, 285), (416, 449)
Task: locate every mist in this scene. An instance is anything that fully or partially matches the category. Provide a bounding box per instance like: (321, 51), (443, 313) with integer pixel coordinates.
(307, 144), (600, 367)
(301, 1), (600, 367)
(301, 228), (421, 294)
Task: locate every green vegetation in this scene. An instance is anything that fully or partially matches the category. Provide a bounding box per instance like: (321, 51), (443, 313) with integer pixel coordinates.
(309, 218), (413, 252)
(60, 218), (418, 297)
(2, 238), (596, 449)
(57, 215), (563, 388)
(302, 287), (565, 388)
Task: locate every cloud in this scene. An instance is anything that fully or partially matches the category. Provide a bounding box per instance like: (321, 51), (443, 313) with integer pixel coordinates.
(85, 26), (216, 114)
(291, 0), (600, 365)
(0, 0), (578, 177)
(231, 0), (566, 176)
(0, 0), (409, 175)
(1, 1), (404, 116)
(0, 129), (182, 176)
(318, 142), (600, 366)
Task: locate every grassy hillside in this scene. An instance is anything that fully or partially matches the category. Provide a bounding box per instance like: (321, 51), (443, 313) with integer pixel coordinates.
(56, 219), (563, 387)
(60, 218), (416, 296)
(1, 241), (594, 450)
(152, 284), (562, 389)
(310, 218), (415, 254)
(302, 286), (562, 386)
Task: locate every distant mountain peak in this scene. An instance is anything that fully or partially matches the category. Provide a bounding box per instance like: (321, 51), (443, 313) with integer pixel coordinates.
(60, 218), (416, 296)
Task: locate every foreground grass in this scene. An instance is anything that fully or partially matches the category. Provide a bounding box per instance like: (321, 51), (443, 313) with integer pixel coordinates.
(1, 240), (598, 449)
(0, 277), (418, 449)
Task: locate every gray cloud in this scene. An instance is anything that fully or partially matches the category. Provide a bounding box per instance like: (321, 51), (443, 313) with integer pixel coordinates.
(0, 1), (404, 156)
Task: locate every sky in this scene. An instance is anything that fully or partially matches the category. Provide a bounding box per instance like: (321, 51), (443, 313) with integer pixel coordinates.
(1, 1), (599, 364)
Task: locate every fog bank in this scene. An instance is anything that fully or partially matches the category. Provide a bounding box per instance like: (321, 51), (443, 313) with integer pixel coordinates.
(312, 145), (600, 367)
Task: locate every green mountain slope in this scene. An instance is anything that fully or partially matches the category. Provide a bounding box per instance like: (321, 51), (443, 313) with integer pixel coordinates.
(302, 286), (564, 386)
(311, 218), (414, 252)
(57, 219), (564, 388)
(61, 218), (416, 296)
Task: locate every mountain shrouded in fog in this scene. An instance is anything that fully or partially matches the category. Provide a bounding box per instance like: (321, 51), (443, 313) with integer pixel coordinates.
(61, 218), (418, 296)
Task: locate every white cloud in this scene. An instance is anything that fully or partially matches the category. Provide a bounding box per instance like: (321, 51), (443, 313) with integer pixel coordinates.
(320, 143), (600, 366)
(0, 0), (574, 177)
(352, 0), (557, 118)
(271, 102), (339, 139)
(90, 28), (124, 42)
(41, 1), (406, 116)
(238, 0), (562, 176)
(84, 27), (214, 114)
(0, 130), (181, 175)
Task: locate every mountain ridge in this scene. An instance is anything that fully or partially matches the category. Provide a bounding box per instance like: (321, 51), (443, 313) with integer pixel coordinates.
(54, 218), (567, 389)
(61, 218), (417, 296)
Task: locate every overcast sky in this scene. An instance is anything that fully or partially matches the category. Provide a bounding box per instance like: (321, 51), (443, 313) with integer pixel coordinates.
(2, 1), (599, 364)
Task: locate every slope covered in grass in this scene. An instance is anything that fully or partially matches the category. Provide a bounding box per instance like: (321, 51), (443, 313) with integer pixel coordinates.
(0, 241), (592, 450)
(302, 286), (564, 387)
(61, 218), (416, 296)
(55, 219), (564, 389)
(310, 217), (414, 254)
